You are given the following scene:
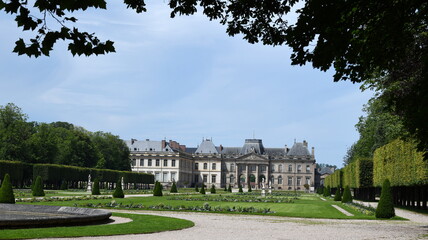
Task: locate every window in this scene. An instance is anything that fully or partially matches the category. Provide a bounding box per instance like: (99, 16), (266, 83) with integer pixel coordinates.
(261, 166), (266, 172)
(230, 175), (235, 183)
(163, 172), (168, 182)
(288, 177), (292, 186)
(306, 165), (310, 173)
(306, 177), (311, 185)
(212, 163), (216, 170)
(271, 165), (275, 172)
(250, 165), (256, 171)
(194, 174), (199, 183)
(131, 159), (136, 167)
(148, 159), (152, 166)
(278, 176), (283, 184)
(203, 175), (208, 183)
(172, 160), (176, 167)
(288, 165), (292, 172)
(279, 164), (283, 172)
(297, 165), (302, 172)
(156, 159), (160, 166)
(230, 163), (235, 171)
(212, 175), (216, 183)
(297, 177), (302, 186)
(155, 173), (160, 181)
(203, 163), (208, 170)
(140, 159), (144, 166)
(171, 172), (176, 182)
(163, 160), (168, 167)
(195, 163), (199, 170)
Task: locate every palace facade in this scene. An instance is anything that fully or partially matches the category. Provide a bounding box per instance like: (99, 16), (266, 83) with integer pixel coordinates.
(126, 138), (316, 191)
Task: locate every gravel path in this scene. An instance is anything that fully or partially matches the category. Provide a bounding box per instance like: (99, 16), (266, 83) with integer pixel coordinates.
(40, 208), (428, 240)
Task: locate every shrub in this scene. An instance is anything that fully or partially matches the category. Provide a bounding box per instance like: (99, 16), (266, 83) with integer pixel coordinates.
(170, 181), (178, 193)
(195, 184), (199, 192)
(316, 186), (324, 194)
(228, 184), (232, 192)
(153, 181), (163, 196)
(200, 184), (206, 194)
(224, 185), (227, 191)
(0, 174), (15, 204)
(375, 179), (395, 218)
(238, 184), (243, 193)
(32, 176), (45, 197)
(248, 184), (252, 192)
(341, 185), (352, 203)
(113, 179), (125, 198)
(210, 184), (216, 194)
(323, 186), (330, 197)
(92, 179), (101, 195)
(60, 181), (68, 190)
(334, 187), (342, 201)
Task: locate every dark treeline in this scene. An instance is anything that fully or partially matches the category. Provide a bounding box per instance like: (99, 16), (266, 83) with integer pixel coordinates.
(0, 103), (130, 171)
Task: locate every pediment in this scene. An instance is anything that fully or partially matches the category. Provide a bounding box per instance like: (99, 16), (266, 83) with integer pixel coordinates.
(237, 153), (269, 161)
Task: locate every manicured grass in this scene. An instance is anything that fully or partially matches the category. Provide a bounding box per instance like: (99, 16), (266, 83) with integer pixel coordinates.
(0, 212), (194, 239)
(20, 193), (380, 219)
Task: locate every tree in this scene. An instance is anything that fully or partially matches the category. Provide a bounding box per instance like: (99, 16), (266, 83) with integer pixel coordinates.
(341, 186), (352, 203)
(0, 174), (15, 203)
(375, 179), (395, 219)
(91, 132), (131, 171)
(153, 181), (163, 197)
(92, 179), (101, 195)
(200, 184), (206, 195)
(210, 184), (216, 194)
(112, 179), (124, 198)
(333, 187), (342, 202)
(170, 181), (178, 193)
(32, 176), (45, 197)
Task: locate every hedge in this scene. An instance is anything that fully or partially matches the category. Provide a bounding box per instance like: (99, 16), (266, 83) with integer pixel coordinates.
(0, 160), (32, 187)
(373, 139), (428, 186)
(325, 158), (373, 189)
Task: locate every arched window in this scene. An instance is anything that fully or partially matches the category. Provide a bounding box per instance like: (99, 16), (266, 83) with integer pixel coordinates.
(230, 163), (235, 171)
(278, 176), (283, 184)
(212, 163), (216, 170)
(288, 164), (292, 172)
(203, 163), (208, 169)
(278, 164), (283, 172)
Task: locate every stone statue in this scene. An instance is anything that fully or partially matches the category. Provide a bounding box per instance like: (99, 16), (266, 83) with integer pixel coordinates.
(261, 177), (266, 197)
(121, 177), (125, 190)
(268, 180), (272, 194)
(87, 174), (92, 192)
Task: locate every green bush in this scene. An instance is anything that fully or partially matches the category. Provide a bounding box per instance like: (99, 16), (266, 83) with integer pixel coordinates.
(153, 181), (163, 196)
(248, 184), (252, 192)
(228, 184), (232, 192)
(200, 184), (206, 194)
(323, 186), (331, 197)
(341, 185), (352, 203)
(112, 179), (124, 198)
(334, 187), (342, 201)
(0, 174), (15, 204)
(195, 184), (199, 192)
(32, 176), (45, 197)
(92, 179), (101, 195)
(60, 181), (68, 190)
(375, 179), (395, 218)
(210, 184), (216, 194)
(170, 181), (178, 193)
(238, 184), (243, 193)
(316, 186), (324, 194)
(224, 185), (227, 191)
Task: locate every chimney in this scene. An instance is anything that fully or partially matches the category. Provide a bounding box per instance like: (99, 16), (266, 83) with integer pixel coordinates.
(284, 144), (288, 153)
(311, 147), (315, 156)
(161, 140), (166, 149)
(303, 140), (308, 147)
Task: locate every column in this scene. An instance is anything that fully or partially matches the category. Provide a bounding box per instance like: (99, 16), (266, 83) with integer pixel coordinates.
(266, 165), (270, 183)
(255, 165), (259, 185)
(235, 163), (238, 187)
(245, 165), (249, 187)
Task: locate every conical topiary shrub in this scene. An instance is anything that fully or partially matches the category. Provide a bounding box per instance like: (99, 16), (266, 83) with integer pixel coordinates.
(238, 184), (243, 193)
(170, 181), (178, 193)
(153, 181), (163, 196)
(317, 186), (324, 195)
(32, 176), (45, 197)
(248, 184), (252, 192)
(224, 185), (228, 191)
(92, 179), (101, 195)
(334, 187), (342, 201)
(375, 179), (395, 219)
(195, 184), (199, 192)
(0, 174), (15, 204)
(341, 185), (352, 203)
(113, 179), (124, 198)
(60, 181), (68, 190)
(323, 186), (329, 197)
(210, 184), (216, 194)
(200, 184), (206, 194)
(228, 184), (232, 192)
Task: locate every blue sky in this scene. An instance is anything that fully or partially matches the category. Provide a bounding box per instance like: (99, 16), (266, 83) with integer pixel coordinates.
(0, 1), (373, 167)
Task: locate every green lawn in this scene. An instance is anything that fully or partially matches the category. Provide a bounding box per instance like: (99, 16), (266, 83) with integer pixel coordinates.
(19, 193), (381, 219)
(0, 212), (194, 239)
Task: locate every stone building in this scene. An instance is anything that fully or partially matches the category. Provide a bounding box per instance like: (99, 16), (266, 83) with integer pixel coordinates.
(126, 138), (316, 190)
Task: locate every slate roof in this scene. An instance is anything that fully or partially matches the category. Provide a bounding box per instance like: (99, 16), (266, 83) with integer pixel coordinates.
(125, 139), (175, 152)
(319, 167), (334, 175)
(287, 142), (311, 156)
(220, 147), (241, 155)
(265, 148), (286, 156)
(240, 139), (265, 154)
(185, 147), (197, 154)
(195, 139), (218, 154)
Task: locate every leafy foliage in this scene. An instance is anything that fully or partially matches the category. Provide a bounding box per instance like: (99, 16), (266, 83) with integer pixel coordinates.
(112, 179), (124, 198)
(32, 175), (45, 197)
(375, 179), (395, 218)
(227, 184), (232, 192)
(170, 181), (178, 193)
(248, 184), (252, 192)
(0, 174), (15, 203)
(210, 184), (216, 194)
(153, 181), (163, 196)
(333, 187), (341, 202)
(92, 179), (101, 195)
(341, 186), (352, 203)
(60, 180), (68, 190)
(199, 184), (206, 195)
(194, 184), (199, 192)
(238, 184), (243, 193)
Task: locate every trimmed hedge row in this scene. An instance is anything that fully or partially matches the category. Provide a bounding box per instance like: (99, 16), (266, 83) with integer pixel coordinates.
(0, 160), (153, 188)
(373, 139), (428, 187)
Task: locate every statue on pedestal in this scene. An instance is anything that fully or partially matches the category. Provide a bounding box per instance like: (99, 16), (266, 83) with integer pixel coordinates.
(87, 174), (92, 192)
(261, 177), (266, 197)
